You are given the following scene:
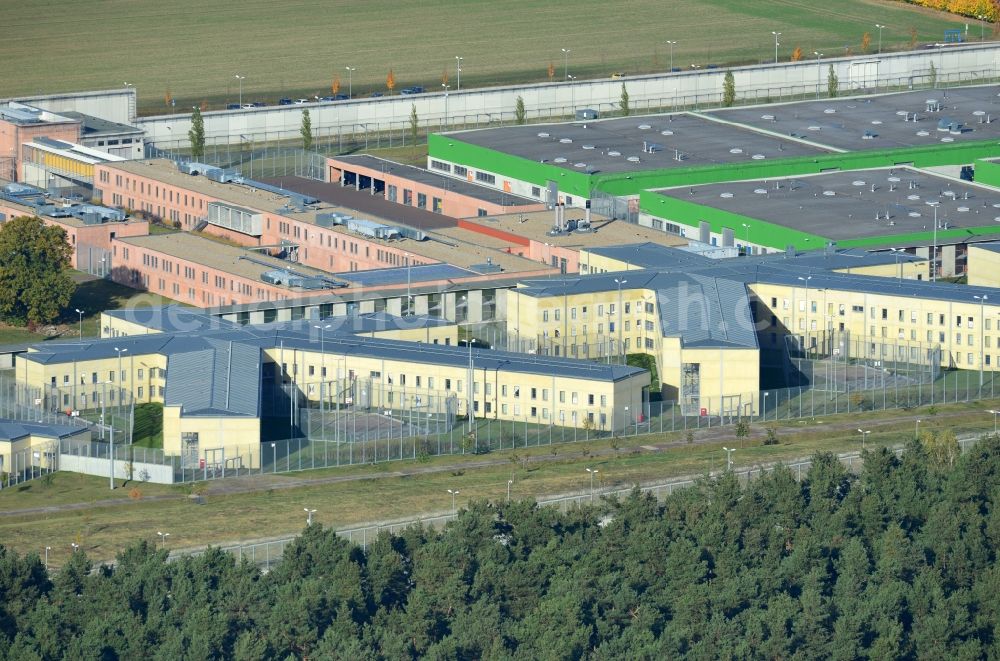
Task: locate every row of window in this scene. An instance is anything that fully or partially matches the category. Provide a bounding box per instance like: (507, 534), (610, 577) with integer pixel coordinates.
(541, 301), (655, 323)
(52, 367), (165, 387)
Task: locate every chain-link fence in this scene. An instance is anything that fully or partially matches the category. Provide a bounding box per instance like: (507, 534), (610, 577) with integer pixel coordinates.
(170, 435), (983, 570)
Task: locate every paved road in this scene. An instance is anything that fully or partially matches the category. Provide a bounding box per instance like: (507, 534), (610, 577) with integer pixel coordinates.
(0, 408), (980, 520)
(262, 176), (458, 231)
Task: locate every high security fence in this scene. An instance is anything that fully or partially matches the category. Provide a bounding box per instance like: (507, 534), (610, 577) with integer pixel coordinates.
(173, 436), (983, 571)
(56, 362), (999, 485)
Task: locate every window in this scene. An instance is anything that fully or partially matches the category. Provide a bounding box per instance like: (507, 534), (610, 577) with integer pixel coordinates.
(417, 193), (427, 209)
(454, 165), (468, 177)
(475, 171), (496, 185)
(430, 160), (451, 172)
(513, 386), (520, 398)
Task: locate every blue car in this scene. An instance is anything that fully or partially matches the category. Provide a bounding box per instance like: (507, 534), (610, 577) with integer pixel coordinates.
(370, 92), (384, 98)
(278, 97), (293, 105)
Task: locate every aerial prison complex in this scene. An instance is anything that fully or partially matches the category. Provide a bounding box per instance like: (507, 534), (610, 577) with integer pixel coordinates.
(8, 81), (1000, 470)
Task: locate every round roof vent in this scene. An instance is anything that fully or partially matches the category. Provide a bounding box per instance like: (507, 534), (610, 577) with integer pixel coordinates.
(993, 203), (1000, 208)
(907, 194), (921, 201)
(974, 110), (986, 117)
(553, 157), (567, 163)
(917, 130), (930, 136)
(871, 120), (883, 125)
(660, 129), (674, 136)
(608, 150), (621, 157)
(823, 108), (836, 114)
(627, 156), (641, 162)
(537, 132), (550, 138)
(638, 124), (652, 130)
(941, 137), (954, 142)
(754, 188), (768, 194)
(761, 114), (775, 120)
(943, 190), (956, 197)
(887, 176), (901, 183)
(957, 206), (970, 212)
(720, 192), (734, 198)
(751, 154), (766, 160)
(908, 211), (921, 217)
(895, 110), (908, 116)
(808, 125), (822, 131)
(852, 180), (866, 186)
(729, 148), (743, 154)
(582, 144), (595, 150)
(559, 137), (573, 144)
(573, 162), (587, 168)
(823, 190), (836, 196)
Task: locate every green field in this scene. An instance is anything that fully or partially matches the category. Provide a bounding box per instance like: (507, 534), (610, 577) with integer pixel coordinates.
(2, 0), (967, 115)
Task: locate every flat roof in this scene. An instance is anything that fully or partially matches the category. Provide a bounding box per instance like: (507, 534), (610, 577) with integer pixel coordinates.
(653, 166), (1000, 243)
(60, 111), (143, 138)
(447, 209), (689, 248)
(583, 242), (714, 269)
(117, 233), (345, 289)
(104, 306), (238, 333)
(0, 419), (86, 441)
(333, 263), (476, 287)
(969, 241), (1000, 253)
(708, 85), (1000, 152)
(444, 112), (828, 176)
(0, 102), (77, 126)
(104, 160), (548, 274)
(331, 154), (539, 206)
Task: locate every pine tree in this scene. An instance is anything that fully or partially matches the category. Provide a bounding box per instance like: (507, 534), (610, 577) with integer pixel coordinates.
(723, 71), (736, 107)
(827, 64), (839, 98)
(514, 96), (526, 124)
(188, 106), (205, 160)
(409, 104), (419, 145)
(300, 109), (313, 151)
(619, 83), (630, 116)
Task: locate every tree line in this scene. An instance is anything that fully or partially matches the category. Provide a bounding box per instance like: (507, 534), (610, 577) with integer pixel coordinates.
(0, 435), (998, 659)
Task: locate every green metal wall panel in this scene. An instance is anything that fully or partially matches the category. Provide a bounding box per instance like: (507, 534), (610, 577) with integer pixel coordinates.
(640, 190), (827, 250)
(428, 134), (592, 198)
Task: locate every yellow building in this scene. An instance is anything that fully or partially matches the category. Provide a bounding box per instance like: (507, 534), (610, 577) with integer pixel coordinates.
(17, 312), (648, 469)
(967, 243), (1000, 288)
(507, 244), (1000, 414)
(0, 420), (91, 478)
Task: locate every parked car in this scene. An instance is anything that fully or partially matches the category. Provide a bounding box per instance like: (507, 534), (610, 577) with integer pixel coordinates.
(610, 72), (626, 79)
(369, 92), (384, 98)
(226, 103), (241, 110)
(400, 86), (425, 95)
(319, 95), (336, 101)
(334, 94), (349, 100)
(241, 103), (255, 109)
(293, 98), (309, 104)
(278, 97), (293, 105)
(251, 101), (267, 107)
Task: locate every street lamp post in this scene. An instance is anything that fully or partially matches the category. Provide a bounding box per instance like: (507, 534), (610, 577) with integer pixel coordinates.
(114, 346), (127, 425)
(405, 253), (412, 313)
(926, 200), (940, 282)
(157, 531), (170, 547)
(813, 52), (824, 98)
(741, 223), (751, 255)
(75, 308), (84, 340)
(344, 67), (355, 98)
(561, 48), (571, 79)
(442, 85), (450, 129)
(304, 508), (317, 526)
(858, 428), (871, 450)
(234, 74), (245, 107)
(875, 24), (886, 54)
(455, 56), (463, 91)
(70, 543), (79, 553)
(989, 409), (999, 435)
(772, 32), (781, 63)
(447, 488), (460, 513)
(567, 75), (577, 112)
(798, 276), (812, 348)
(666, 41), (677, 71)
(975, 295), (988, 389)
(915, 418), (921, 440)
(585, 467), (598, 502)
(614, 278), (627, 364)
(507, 478), (513, 503)
(44, 546), (50, 570)
(722, 446), (735, 471)
(314, 324), (331, 440)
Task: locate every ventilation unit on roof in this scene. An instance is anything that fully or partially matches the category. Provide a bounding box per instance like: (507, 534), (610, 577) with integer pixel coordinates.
(470, 257), (502, 274)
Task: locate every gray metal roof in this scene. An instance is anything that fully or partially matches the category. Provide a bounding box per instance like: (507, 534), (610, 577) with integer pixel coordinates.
(59, 111), (143, 138)
(653, 166), (1000, 243)
(584, 242), (714, 270)
(104, 306), (241, 333)
(444, 112), (828, 176)
(0, 419), (86, 442)
(331, 154), (539, 206)
(970, 241), (1000, 253)
(335, 263), (476, 287)
(164, 339), (260, 417)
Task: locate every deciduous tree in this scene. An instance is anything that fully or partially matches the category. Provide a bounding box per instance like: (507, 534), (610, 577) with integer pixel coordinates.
(827, 64), (839, 98)
(619, 82), (630, 116)
(0, 216), (74, 326)
(791, 46), (803, 62)
(386, 69), (396, 95)
(723, 71), (736, 107)
(188, 106), (205, 160)
(300, 109), (313, 151)
(514, 95), (526, 124)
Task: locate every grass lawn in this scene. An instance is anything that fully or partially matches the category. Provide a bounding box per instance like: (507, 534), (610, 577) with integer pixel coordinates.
(132, 403), (164, 449)
(0, 273), (181, 348)
(2, 1), (966, 114)
(1, 397), (996, 569)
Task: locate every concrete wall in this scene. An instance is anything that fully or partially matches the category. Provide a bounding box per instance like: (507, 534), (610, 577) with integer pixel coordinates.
(58, 452), (175, 484)
(7, 89), (137, 125)
(138, 45), (1000, 149)
(967, 244), (1000, 286)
